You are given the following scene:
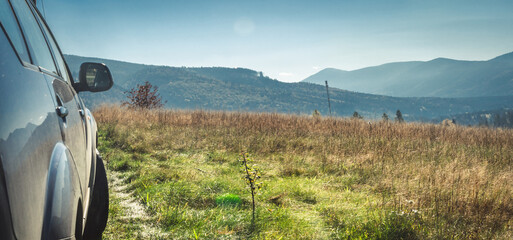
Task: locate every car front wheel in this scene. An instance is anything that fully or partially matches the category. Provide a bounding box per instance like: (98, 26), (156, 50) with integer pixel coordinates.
(83, 153), (109, 240)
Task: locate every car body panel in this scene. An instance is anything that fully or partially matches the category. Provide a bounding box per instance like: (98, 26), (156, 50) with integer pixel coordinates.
(0, 156), (16, 240)
(47, 75), (89, 201)
(0, 27), (65, 239)
(41, 143), (80, 240)
(0, 0), (111, 238)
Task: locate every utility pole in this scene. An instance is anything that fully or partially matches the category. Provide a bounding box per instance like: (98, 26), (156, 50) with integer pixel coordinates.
(325, 81), (332, 116)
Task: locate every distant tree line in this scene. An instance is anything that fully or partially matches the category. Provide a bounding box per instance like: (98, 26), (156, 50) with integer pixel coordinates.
(478, 110), (513, 128)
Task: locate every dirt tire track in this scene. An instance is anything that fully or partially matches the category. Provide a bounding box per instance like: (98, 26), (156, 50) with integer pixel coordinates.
(106, 169), (168, 239)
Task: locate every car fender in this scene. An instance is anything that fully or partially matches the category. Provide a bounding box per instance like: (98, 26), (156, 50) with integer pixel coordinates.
(41, 143), (82, 240)
(85, 108), (98, 150)
(85, 107), (98, 165)
(82, 107), (99, 223)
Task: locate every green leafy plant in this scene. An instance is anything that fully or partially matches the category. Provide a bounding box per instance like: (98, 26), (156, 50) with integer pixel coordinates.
(239, 152), (262, 224)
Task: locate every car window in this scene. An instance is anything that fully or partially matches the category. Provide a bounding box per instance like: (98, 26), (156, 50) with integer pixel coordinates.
(32, 4), (71, 83)
(9, 0), (57, 74)
(0, 0), (30, 63)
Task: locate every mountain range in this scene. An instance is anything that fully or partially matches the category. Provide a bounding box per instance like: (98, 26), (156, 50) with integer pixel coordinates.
(302, 51), (513, 98)
(64, 54), (513, 122)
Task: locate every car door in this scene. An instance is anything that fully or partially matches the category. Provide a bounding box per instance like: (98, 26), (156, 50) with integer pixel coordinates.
(29, 2), (90, 197)
(12, 0), (88, 195)
(1, 0), (81, 238)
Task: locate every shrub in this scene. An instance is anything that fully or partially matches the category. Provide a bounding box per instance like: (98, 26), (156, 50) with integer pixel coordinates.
(122, 81), (166, 109)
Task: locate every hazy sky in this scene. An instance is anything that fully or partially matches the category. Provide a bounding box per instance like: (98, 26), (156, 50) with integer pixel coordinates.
(38, 0), (513, 82)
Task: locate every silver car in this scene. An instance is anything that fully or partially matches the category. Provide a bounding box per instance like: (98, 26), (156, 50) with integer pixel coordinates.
(0, 0), (111, 239)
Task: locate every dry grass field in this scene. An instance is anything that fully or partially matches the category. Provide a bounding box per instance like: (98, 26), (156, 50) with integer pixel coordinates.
(96, 105), (513, 239)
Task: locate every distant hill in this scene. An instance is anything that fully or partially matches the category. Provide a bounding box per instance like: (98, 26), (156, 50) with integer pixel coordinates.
(302, 51), (513, 98)
(65, 55), (513, 122)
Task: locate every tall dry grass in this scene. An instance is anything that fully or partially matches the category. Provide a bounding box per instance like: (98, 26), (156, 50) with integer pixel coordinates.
(95, 105), (513, 238)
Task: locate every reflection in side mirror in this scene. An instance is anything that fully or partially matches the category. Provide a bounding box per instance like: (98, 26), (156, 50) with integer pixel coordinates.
(75, 62), (113, 93)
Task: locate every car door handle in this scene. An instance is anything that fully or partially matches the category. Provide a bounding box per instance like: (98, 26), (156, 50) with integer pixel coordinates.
(56, 106), (69, 118)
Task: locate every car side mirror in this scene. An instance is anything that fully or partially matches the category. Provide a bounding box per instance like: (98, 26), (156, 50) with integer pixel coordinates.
(74, 62), (113, 92)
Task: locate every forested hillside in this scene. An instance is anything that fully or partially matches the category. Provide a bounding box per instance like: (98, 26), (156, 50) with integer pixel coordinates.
(66, 55), (513, 122)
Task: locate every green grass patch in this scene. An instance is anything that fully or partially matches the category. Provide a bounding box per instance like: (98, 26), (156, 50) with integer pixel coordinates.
(216, 193), (242, 207)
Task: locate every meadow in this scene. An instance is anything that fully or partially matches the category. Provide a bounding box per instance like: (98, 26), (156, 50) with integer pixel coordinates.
(96, 105), (513, 239)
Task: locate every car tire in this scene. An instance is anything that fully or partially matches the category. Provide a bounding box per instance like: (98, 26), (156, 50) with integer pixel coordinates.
(83, 154), (109, 240)
(75, 202), (83, 240)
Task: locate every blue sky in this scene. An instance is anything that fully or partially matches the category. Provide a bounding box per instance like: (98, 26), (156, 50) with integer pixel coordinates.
(38, 0), (513, 82)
